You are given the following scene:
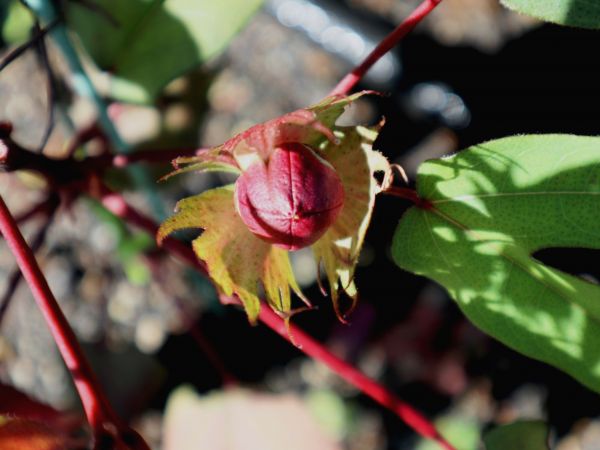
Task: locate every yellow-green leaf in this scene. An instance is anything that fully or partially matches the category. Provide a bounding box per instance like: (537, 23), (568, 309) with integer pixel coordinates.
(312, 125), (389, 318)
(158, 185), (304, 322)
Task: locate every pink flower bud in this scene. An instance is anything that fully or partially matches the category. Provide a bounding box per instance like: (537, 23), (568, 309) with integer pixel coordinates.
(234, 143), (344, 250)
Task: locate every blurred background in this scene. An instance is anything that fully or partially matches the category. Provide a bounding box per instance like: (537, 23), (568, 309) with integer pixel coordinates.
(1, 0), (600, 448)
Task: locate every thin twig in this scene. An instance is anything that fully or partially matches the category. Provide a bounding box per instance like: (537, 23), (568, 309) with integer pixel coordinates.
(330, 0), (444, 96)
(259, 306), (455, 450)
(0, 18), (59, 72)
(0, 195), (150, 450)
(111, 147), (207, 168)
(95, 185), (455, 450)
(13, 195), (58, 225)
(383, 186), (433, 209)
(33, 21), (58, 152)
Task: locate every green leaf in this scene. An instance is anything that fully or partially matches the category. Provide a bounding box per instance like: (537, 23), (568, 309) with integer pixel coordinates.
(2, 0), (34, 46)
(392, 135), (600, 391)
(158, 185), (305, 322)
(484, 421), (549, 450)
(501, 0), (600, 29)
(312, 124), (389, 318)
(66, 0), (263, 103)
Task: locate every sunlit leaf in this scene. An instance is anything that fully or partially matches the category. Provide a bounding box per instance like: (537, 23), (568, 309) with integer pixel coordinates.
(163, 386), (341, 450)
(157, 185), (305, 322)
(312, 125), (389, 318)
(66, 0), (264, 103)
(392, 135), (600, 391)
(484, 420), (549, 450)
(501, 0), (600, 29)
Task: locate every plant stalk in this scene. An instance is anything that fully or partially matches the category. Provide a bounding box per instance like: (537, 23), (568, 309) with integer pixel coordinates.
(96, 185), (455, 450)
(0, 195), (149, 450)
(330, 0), (444, 96)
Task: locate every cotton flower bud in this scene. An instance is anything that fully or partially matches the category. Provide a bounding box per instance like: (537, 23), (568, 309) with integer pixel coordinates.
(234, 142), (344, 250)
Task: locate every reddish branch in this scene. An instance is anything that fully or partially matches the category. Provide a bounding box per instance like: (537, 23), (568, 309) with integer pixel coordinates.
(384, 186), (433, 209)
(330, 0), (444, 96)
(259, 307), (455, 450)
(0, 196), (149, 450)
(95, 185), (455, 450)
(0, 196), (58, 327)
(0, 126), (205, 182)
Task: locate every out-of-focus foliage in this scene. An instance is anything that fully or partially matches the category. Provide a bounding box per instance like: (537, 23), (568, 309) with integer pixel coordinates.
(65, 0), (264, 103)
(416, 415), (480, 450)
(484, 420), (549, 450)
(162, 386), (341, 450)
(1, 0), (34, 46)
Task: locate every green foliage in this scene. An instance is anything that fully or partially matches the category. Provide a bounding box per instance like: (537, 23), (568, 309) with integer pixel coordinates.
(501, 0), (600, 29)
(1, 0), (34, 46)
(416, 415), (480, 450)
(66, 0), (264, 103)
(484, 421), (549, 450)
(392, 135), (600, 392)
(158, 185), (303, 322)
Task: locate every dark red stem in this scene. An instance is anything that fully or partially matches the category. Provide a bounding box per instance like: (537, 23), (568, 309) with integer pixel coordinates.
(0, 195), (149, 450)
(259, 306), (455, 450)
(95, 186), (454, 450)
(384, 186), (433, 209)
(0, 199), (57, 327)
(330, 0), (444, 96)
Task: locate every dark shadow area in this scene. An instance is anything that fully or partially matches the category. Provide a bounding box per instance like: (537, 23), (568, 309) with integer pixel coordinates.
(566, 0), (600, 29)
(534, 247), (600, 282)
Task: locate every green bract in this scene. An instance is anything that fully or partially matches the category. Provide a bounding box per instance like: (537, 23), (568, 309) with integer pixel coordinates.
(393, 134), (600, 391)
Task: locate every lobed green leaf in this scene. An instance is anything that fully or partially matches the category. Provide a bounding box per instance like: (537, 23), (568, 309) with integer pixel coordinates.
(393, 134), (600, 391)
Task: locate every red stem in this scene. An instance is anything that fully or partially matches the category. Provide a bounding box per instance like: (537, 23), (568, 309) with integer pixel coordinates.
(0, 200), (57, 327)
(0, 194), (149, 450)
(330, 0), (444, 96)
(96, 186), (455, 450)
(259, 307), (455, 450)
(384, 186), (433, 209)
